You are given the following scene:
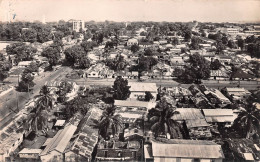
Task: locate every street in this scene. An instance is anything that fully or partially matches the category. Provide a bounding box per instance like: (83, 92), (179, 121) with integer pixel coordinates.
(0, 66), (72, 129)
(66, 77), (259, 90)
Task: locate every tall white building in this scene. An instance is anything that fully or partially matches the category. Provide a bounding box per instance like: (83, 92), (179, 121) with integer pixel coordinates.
(71, 20), (85, 32)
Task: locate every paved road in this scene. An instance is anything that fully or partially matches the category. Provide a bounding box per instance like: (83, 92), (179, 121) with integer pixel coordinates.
(0, 66), (72, 129)
(65, 78), (259, 90)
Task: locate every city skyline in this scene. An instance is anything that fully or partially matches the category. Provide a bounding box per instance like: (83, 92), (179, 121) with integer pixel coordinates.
(0, 0), (260, 23)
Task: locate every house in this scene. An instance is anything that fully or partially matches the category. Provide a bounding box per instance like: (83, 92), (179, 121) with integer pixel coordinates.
(17, 61), (33, 68)
(210, 69), (229, 80)
(203, 88), (231, 107)
(170, 56), (185, 66)
(203, 109), (236, 127)
(159, 40), (168, 45)
(222, 87), (251, 101)
(40, 124), (77, 162)
(185, 119), (212, 139)
(86, 63), (112, 78)
(145, 140), (224, 162)
(139, 42), (153, 48)
(225, 139), (260, 161)
(217, 55), (232, 64)
(64, 108), (103, 162)
(127, 38), (138, 46)
(114, 100), (156, 111)
(230, 69), (255, 80)
(128, 82), (157, 101)
(162, 87), (192, 99)
(19, 148), (42, 159)
(171, 108), (205, 121)
(0, 133), (23, 162)
(96, 140), (142, 161)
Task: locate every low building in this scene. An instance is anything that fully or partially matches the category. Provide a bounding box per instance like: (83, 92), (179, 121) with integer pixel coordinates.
(114, 100), (156, 112)
(203, 109), (236, 127)
(40, 124), (77, 162)
(17, 61), (33, 68)
(64, 108), (103, 162)
(139, 42), (153, 48)
(171, 108), (205, 121)
(222, 87), (251, 101)
(19, 148), (42, 159)
(127, 38), (138, 46)
(146, 140), (225, 162)
(210, 69), (229, 80)
(186, 119), (212, 139)
(203, 88), (231, 107)
(0, 133), (23, 162)
(128, 82), (157, 101)
(96, 140), (142, 161)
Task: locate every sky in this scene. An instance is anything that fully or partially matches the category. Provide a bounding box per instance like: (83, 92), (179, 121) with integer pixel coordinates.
(0, 0), (260, 23)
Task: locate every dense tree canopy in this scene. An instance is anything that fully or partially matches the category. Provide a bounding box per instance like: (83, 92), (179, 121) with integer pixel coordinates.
(130, 44), (140, 53)
(6, 43), (37, 64)
(113, 76), (131, 100)
(64, 45), (90, 68)
(177, 53), (210, 83)
(41, 46), (61, 68)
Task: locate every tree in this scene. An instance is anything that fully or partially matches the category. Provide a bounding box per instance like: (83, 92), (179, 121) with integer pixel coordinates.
(201, 31), (206, 37)
(113, 76), (131, 100)
(237, 38), (245, 51)
(190, 36), (200, 50)
(64, 45), (89, 68)
(184, 30), (192, 42)
(227, 40), (237, 49)
(172, 37), (180, 45)
(21, 28), (38, 43)
(41, 46), (60, 69)
(148, 97), (181, 138)
(0, 53), (6, 61)
(57, 81), (72, 103)
(25, 107), (49, 135)
(144, 91), (154, 101)
(247, 43), (260, 58)
(177, 53), (210, 83)
(130, 44), (139, 53)
(97, 106), (123, 139)
(210, 59), (222, 70)
(81, 40), (96, 52)
(221, 36), (229, 45)
(138, 56), (158, 72)
(144, 48), (153, 56)
(6, 43), (37, 64)
(18, 72), (35, 91)
(216, 41), (226, 54)
(105, 55), (127, 71)
(232, 102), (260, 139)
(34, 85), (54, 110)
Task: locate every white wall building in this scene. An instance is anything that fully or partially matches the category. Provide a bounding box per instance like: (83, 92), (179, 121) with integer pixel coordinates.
(71, 20), (85, 32)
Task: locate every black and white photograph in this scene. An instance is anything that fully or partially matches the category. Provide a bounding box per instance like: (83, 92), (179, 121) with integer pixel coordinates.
(0, 0), (259, 161)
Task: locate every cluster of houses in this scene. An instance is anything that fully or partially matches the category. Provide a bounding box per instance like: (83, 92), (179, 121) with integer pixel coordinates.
(0, 22), (260, 162)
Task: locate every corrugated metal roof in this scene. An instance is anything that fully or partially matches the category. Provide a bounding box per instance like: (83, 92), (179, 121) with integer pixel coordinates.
(40, 124), (77, 156)
(19, 148), (42, 154)
(152, 140), (224, 159)
(69, 108), (103, 158)
(203, 109), (233, 116)
(205, 116), (235, 123)
(186, 119), (209, 128)
(171, 108), (204, 121)
(128, 82), (157, 92)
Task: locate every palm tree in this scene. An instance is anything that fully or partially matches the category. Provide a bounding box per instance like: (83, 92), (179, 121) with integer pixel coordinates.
(148, 97), (181, 138)
(34, 85), (54, 111)
(232, 103), (260, 139)
(98, 106), (123, 139)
